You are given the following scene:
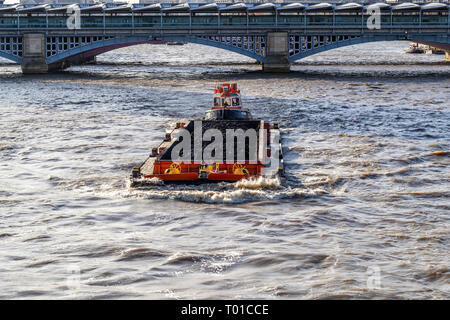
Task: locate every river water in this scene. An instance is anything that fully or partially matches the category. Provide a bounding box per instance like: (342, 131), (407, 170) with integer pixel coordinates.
(0, 41), (448, 299)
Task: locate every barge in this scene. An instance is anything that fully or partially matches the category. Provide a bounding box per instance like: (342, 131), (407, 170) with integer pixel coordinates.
(131, 83), (283, 185)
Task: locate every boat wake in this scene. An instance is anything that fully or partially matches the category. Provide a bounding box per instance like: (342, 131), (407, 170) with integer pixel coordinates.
(124, 176), (327, 204)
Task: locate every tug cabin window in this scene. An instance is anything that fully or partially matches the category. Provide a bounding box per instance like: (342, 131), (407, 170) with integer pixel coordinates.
(223, 98), (231, 107)
(214, 97), (241, 107)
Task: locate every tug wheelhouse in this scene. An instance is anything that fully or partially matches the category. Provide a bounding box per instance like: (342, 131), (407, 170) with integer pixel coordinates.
(206, 83), (252, 120)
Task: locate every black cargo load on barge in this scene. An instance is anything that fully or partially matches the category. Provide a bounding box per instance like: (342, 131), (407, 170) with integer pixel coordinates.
(159, 120), (263, 163)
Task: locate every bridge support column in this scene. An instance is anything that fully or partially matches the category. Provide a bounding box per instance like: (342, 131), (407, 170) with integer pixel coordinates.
(263, 32), (290, 73)
(21, 33), (49, 74)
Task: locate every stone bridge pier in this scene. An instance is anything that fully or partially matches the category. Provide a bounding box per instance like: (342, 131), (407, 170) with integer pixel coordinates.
(263, 32), (290, 73)
(21, 33), (48, 74)
(21, 33), (96, 74)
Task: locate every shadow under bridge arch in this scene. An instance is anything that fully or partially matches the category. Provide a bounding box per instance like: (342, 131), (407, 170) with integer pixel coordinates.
(45, 34), (267, 65)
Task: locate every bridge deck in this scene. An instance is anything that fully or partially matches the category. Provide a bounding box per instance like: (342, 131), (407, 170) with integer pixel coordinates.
(0, 2), (449, 31)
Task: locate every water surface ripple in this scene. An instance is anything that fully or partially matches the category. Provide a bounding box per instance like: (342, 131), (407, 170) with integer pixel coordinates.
(0, 41), (448, 299)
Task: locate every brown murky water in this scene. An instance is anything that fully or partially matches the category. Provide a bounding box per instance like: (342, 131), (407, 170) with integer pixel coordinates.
(0, 41), (448, 299)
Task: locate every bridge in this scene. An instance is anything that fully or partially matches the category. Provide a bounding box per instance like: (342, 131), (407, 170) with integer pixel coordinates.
(0, 1), (449, 73)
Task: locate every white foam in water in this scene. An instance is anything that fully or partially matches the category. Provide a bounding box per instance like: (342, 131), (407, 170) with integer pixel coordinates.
(121, 176), (327, 204)
(233, 176), (282, 190)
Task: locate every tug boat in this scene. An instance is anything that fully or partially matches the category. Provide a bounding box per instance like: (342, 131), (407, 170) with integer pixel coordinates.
(130, 83), (283, 186)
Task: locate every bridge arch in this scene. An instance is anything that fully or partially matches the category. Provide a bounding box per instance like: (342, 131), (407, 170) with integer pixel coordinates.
(47, 33), (450, 67)
(45, 34), (267, 65)
(0, 51), (22, 64)
(288, 34), (450, 62)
